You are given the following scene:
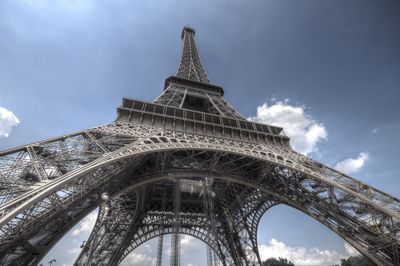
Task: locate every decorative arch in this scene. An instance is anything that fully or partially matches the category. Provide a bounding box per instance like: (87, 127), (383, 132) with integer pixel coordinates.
(119, 228), (223, 263)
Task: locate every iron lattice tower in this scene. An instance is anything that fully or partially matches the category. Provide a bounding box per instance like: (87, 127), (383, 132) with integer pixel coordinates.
(0, 26), (399, 266)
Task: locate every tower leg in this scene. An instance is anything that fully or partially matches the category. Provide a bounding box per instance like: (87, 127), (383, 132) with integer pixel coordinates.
(74, 190), (140, 266)
(212, 188), (276, 266)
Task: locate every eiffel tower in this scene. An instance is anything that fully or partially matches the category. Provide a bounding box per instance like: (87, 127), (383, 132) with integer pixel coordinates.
(0, 26), (399, 266)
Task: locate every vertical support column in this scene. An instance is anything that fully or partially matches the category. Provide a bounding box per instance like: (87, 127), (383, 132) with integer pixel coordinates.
(171, 233), (181, 266)
(156, 235), (164, 266)
(157, 189), (168, 266)
(213, 250), (220, 266)
(206, 245), (214, 266)
(179, 89), (188, 108)
(171, 178), (181, 266)
(203, 177), (227, 266)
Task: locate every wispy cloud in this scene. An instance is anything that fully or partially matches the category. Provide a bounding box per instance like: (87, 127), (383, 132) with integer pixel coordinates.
(68, 246), (81, 255)
(335, 152), (369, 175)
(249, 100), (327, 155)
(71, 211), (97, 236)
(120, 253), (156, 266)
(372, 123), (400, 134)
(0, 106), (20, 138)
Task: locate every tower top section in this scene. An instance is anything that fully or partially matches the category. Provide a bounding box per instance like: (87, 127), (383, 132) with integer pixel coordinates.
(176, 26), (210, 84)
(181, 26), (195, 39)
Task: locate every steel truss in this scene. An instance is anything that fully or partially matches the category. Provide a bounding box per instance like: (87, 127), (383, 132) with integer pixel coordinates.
(0, 26), (399, 266)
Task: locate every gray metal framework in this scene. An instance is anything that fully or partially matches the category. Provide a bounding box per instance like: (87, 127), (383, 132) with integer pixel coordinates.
(0, 26), (399, 266)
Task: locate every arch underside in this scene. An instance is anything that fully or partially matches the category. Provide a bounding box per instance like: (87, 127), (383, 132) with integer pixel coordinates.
(0, 123), (399, 265)
(75, 173), (278, 266)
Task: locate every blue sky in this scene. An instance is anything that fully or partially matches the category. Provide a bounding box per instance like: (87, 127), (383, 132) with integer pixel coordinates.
(0, 0), (399, 265)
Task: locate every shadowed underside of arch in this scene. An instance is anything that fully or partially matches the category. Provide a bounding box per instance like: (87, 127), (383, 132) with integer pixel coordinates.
(0, 124), (399, 265)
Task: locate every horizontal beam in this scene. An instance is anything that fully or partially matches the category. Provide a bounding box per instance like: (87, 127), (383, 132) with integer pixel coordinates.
(164, 76), (224, 96)
(117, 98), (289, 146)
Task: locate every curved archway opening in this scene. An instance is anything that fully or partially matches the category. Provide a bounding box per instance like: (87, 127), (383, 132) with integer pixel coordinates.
(39, 208), (98, 265)
(5, 145), (391, 265)
(120, 234), (209, 266)
(257, 204), (360, 266)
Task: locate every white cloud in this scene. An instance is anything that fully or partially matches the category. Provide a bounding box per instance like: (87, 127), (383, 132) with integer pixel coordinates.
(71, 211), (97, 236)
(259, 239), (358, 266)
(250, 101), (327, 155)
(335, 152), (369, 175)
(0, 106), (20, 138)
(181, 235), (203, 253)
(181, 237), (205, 266)
(344, 243), (359, 257)
(259, 238), (340, 265)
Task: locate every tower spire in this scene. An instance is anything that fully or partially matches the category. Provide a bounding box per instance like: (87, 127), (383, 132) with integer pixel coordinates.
(176, 26), (210, 83)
